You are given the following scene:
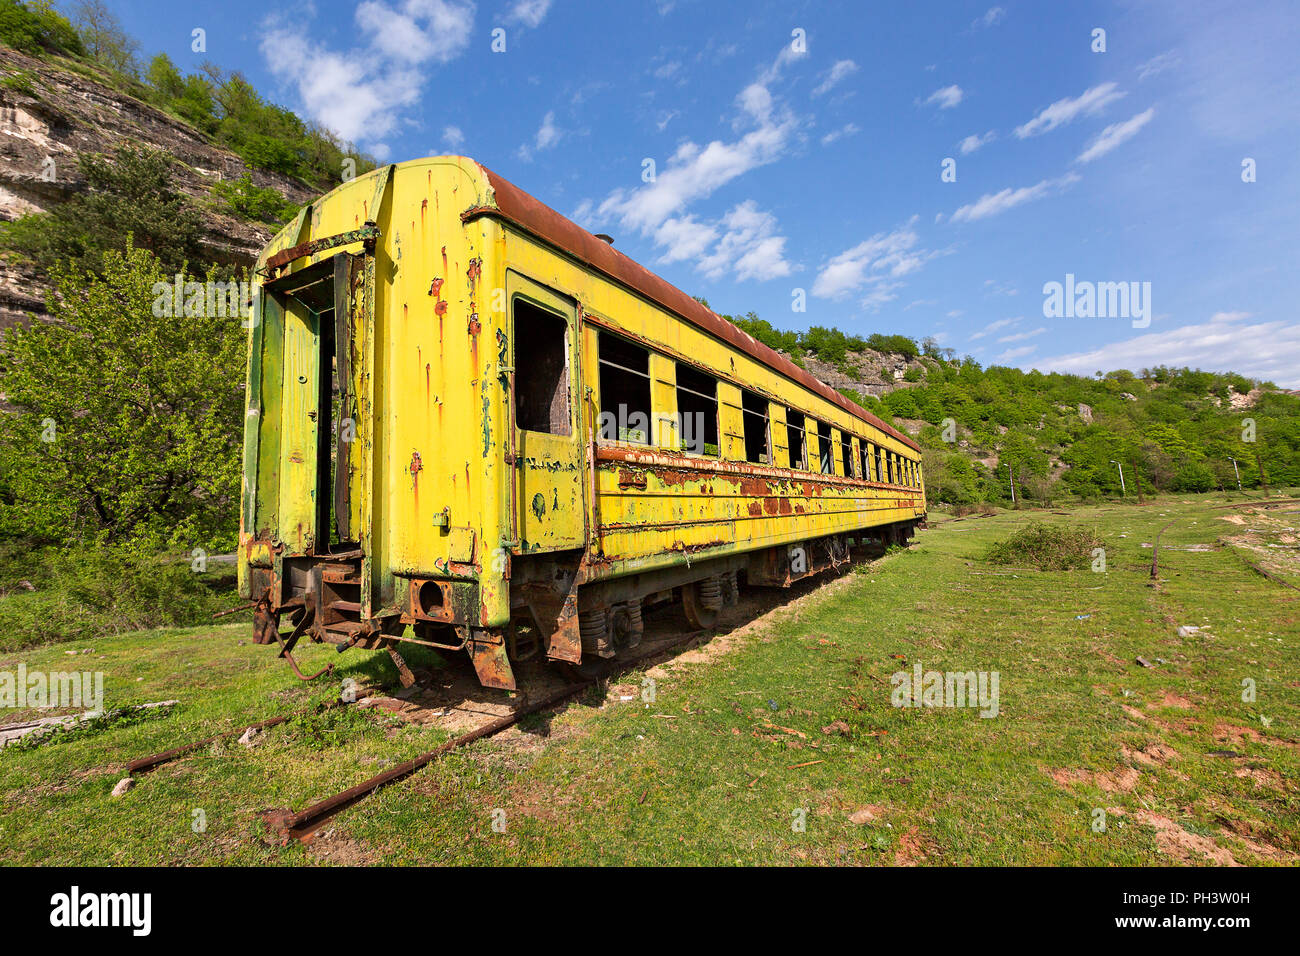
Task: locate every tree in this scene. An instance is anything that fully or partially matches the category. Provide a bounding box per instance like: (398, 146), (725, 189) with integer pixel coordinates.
(69, 0), (137, 75)
(0, 0), (83, 56)
(0, 244), (245, 549)
(0, 144), (206, 278)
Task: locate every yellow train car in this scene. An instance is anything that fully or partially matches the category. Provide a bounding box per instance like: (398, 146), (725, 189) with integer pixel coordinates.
(239, 156), (926, 689)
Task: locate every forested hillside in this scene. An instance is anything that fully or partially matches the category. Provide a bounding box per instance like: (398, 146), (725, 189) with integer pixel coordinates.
(725, 314), (1300, 506)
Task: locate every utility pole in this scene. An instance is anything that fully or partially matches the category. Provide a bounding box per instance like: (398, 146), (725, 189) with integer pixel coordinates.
(1007, 462), (1015, 505)
(1227, 456), (1242, 492)
(1109, 459), (1126, 496)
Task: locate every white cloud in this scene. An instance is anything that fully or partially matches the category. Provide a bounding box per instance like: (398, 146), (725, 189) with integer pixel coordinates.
(260, 0), (475, 146)
(535, 110), (562, 149)
(958, 130), (996, 154)
(518, 110), (562, 160)
(654, 59), (683, 80)
(505, 0), (551, 28)
(578, 43), (803, 282)
(653, 215), (719, 264)
(1035, 316), (1300, 388)
(1137, 51), (1180, 81)
(593, 100), (794, 234)
(758, 41), (808, 86)
(995, 345), (1036, 362)
(813, 220), (937, 304)
(442, 125), (465, 150)
(736, 82), (774, 124)
(1076, 108), (1155, 163)
(997, 326), (1046, 343)
(652, 202), (792, 282)
(813, 59), (858, 97)
(950, 173), (1080, 223)
(969, 318), (1017, 340)
(820, 122), (860, 146)
(698, 201), (792, 281)
(973, 7), (1005, 29)
(923, 85), (964, 109)
(1014, 82), (1125, 138)
(1210, 310), (1252, 322)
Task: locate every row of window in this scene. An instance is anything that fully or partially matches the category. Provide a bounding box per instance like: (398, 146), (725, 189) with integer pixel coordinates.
(509, 301), (922, 489)
(593, 329), (921, 489)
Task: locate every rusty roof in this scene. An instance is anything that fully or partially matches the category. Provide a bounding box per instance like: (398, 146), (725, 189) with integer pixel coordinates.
(462, 162), (920, 453)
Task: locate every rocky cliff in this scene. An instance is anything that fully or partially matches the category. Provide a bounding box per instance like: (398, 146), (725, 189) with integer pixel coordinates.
(0, 45), (317, 328)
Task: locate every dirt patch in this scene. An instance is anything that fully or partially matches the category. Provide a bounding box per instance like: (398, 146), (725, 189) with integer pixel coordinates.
(1134, 811), (1239, 866)
(893, 825), (930, 866)
(1152, 692), (1194, 710)
(1232, 766), (1284, 790)
(306, 828), (383, 865)
(1123, 742), (1180, 766)
(1214, 722), (1300, 752)
(1048, 765), (1141, 792)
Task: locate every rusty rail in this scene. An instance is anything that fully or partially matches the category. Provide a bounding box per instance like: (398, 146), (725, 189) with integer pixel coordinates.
(126, 699), (349, 776)
(261, 630), (708, 844)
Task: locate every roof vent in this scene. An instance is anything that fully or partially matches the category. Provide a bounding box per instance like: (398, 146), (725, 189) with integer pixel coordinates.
(595, 233), (614, 245)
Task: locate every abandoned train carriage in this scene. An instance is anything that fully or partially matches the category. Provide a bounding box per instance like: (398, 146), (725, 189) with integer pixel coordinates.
(238, 155), (926, 690)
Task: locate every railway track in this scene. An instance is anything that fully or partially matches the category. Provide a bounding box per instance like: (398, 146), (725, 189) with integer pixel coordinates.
(120, 545), (890, 845)
(119, 604), (761, 844)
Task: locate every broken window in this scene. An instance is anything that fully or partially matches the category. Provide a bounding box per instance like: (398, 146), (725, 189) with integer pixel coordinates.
(513, 298), (570, 435)
(816, 420), (833, 474)
(785, 410), (807, 469)
(840, 431), (853, 477)
(741, 389), (770, 464)
(598, 332), (652, 444)
(675, 362), (719, 456)
(875, 445), (885, 484)
(861, 441), (873, 481)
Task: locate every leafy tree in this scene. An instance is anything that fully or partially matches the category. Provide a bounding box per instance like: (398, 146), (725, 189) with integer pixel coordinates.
(0, 144), (206, 277)
(0, 0), (83, 56)
(68, 0), (136, 75)
(0, 244), (245, 549)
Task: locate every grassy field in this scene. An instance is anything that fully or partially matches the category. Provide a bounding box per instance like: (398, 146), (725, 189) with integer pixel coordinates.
(1, 491), (1297, 865)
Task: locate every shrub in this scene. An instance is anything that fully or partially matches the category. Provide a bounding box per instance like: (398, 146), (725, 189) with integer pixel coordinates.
(985, 522), (1102, 571)
(211, 172), (299, 225)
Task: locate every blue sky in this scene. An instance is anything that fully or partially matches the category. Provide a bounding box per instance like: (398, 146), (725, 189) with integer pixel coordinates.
(101, 0), (1300, 386)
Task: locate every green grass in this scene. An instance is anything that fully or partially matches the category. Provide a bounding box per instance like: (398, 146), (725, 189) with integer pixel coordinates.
(1, 491), (1296, 865)
(0, 547), (240, 652)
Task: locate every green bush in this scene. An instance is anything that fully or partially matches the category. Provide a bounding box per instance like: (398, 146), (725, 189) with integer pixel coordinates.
(985, 522), (1102, 571)
(211, 172), (298, 225)
(0, 0), (84, 57)
(1171, 460), (1215, 493)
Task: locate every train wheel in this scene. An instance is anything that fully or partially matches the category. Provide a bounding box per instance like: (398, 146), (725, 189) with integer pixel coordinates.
(559, 656), (611, 682)
(682, 578), (721, 630)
